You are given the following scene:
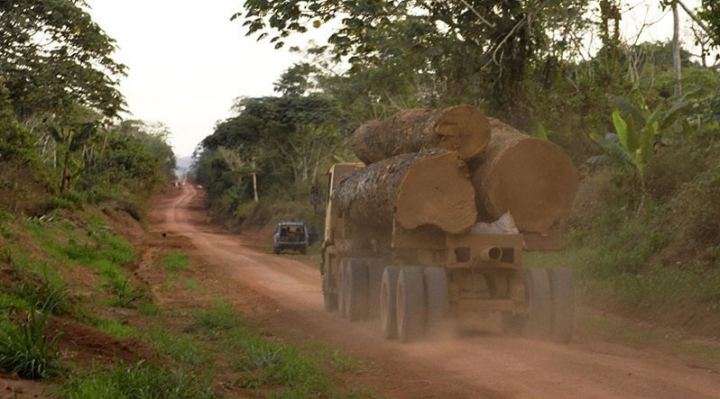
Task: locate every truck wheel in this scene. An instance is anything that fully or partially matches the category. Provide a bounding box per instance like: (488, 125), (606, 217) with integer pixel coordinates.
(365, 259), (385, 319)
(523, 268), (553, 339)
(323, 293), (338, 312)
(548, 268), (575, 343)
(397, 266), (426, 343)
(345, 260), (369, 321)
(380, 266), (400, 339)
(424, 267), (449, 337)
(338, 259), (350, 319)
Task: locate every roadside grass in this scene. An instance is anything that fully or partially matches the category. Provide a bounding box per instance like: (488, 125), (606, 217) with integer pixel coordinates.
(184, 300), (371, 398)
(182, 278), (201, 291)
(145, 325), (212, 366)
(96, 319), (139, 340)
(163, 252), (189, 271)
(23, 213), (149, 309)
(58, 361), (217, 399)
(3, 211), (372, 399)
(525, 243), (720, 310)
(576, 308), (720, 369)
(309, 343), (361, 373)
(0, 307), (60, 380)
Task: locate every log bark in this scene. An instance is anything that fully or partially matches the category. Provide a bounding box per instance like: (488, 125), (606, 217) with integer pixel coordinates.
(350, 105), (491, 164)
(469, 118), (579, 233)
(334, 150), (477, 235)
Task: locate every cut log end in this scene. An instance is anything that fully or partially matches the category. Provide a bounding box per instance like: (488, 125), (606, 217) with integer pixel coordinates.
(395, 152), (477, 234)
(477, 138), (578, 232)
(434, 105), (491, 161)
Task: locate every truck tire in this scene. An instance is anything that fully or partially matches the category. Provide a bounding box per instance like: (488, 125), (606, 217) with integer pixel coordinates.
(338, 259), (350, 319)
(324, 292), (337, 312)
(523, 268), (553, 339)
(380, 266), (400, 339)
(345, 260), (369, 321)
(424, 267), (449, 337)
(397, 266), (426, 343)
(322, 252), (338, 312)
(365, 258), (385, 319)
(548, 268), (575, 343)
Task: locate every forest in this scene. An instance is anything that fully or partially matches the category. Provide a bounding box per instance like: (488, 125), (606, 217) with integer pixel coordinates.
(193, 0), (720, 335)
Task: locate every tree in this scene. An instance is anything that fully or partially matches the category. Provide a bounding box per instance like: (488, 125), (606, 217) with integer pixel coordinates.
(698, 1), (720, 48)
(47, 122), (96, 192)
(0, 0), (126, 120)
(236, 0), (592, 126)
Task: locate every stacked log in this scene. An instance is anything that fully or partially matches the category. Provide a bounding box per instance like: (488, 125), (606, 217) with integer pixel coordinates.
(344, 107), (578, 235)
(350, 105), (491, 164)
(333, 150), (477, 235)
(468, 118), (579, 233)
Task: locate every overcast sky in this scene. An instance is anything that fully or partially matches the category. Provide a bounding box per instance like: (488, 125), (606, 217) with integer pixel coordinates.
(87, 1), (701, 158)
(88, 0), (312, 157)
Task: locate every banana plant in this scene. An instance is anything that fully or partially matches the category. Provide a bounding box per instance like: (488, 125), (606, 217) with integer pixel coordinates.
(48, 122), (97, 192)
(589, 89), (697, 191)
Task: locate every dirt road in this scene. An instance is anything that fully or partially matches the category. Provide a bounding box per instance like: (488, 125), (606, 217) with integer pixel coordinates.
(155, 185), (720, 399)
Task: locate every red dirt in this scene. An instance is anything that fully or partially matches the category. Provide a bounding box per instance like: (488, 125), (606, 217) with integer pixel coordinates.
(148, 185), (720, 399)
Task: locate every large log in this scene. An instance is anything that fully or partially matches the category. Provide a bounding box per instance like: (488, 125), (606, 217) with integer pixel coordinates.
(469, 118), (579, 233)
(334, 150), (477, 235)
(350, 105), (491, 164)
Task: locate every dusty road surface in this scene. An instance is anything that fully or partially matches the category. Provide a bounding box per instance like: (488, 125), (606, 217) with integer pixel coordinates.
(154, 185), (720, 399)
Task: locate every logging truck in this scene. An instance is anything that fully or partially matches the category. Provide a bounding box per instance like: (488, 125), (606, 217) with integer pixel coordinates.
(320, 157), (576, 343)
(319, 107), (579, 343)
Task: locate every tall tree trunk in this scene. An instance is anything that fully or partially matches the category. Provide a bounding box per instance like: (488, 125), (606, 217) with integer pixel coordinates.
(60, 146), (72, 193)
(251, 159), (259, 202)
(672, 1), (682, 97)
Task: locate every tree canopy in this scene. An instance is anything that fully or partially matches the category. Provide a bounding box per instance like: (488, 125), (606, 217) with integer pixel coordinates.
(0, 0), (126, 120)
(237, 0), (592, 125)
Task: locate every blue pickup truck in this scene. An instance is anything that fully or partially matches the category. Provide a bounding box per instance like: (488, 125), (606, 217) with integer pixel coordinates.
(273, 221), (309, 254)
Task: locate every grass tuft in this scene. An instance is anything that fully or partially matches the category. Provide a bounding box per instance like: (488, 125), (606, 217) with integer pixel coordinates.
(146, 326), (210, 366)
(191, 300), (242, 331)
(0, 309), (60, 379)
(163, 252), (189, 271)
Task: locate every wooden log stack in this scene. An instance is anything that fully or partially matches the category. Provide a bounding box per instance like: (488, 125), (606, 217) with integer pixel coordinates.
(338, 107), (578, 235)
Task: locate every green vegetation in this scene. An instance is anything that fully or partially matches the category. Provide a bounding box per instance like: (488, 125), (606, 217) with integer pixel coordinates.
(0, 308), (60, 379)
(163, 252), (190, 271)
(146, 326), (212, 366)
(1, 209), (365, 397)
(58, 362), (216, 399)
